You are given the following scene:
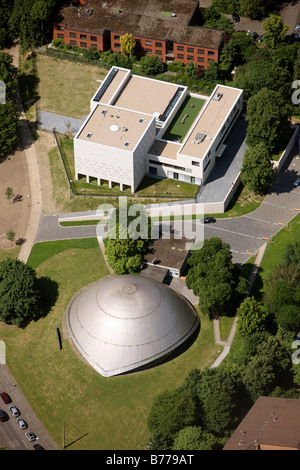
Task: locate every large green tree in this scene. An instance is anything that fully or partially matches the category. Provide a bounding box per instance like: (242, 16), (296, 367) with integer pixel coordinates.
(185, 237), (247, 315)
(0, 258), (42, 327)
(263, 13), (289, 50)
(241, 143), (275, 194)
(147, 388), (197, 443)
(172, 426), (218, 451)
(236, 296), (269, 336)
(245, 88), (292, 153)
(240, 0), (272, 19)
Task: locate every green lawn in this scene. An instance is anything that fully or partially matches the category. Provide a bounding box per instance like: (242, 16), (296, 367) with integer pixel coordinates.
(0, 239), (220, 450)
(163, 96), (205, 142)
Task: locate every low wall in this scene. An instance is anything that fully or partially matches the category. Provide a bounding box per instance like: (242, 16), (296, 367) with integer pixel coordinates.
(272, 124), (299, 171)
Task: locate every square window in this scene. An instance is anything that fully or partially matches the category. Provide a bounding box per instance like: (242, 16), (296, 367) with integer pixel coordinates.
(80, 34), (87, 39)
(80, 42), (87, 48)
(90, 36), (97, 42)
(155, 42), (162, 48)
(70, 32), (76, 38)
(177, 46), (184, 51)
(198, 49), (204, 54)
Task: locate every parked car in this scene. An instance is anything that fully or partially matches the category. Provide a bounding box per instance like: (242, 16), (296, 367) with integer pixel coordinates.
(232, 13), (240, 23)
(293, 178), (300, 187)
(9, 405), (20, 417)
(200, 217), (216, 224)
(251, 32), (259, 40)
(295, 34), (300, 40)
(33, 444), (44, 450)
(16, 418), (27, 430)
(0, 409), (9, 422)
(256, 34), (264, 42)
(25, 431), (36, 442)
(0, 392), (12, 404)
(295, 25), (300, 31)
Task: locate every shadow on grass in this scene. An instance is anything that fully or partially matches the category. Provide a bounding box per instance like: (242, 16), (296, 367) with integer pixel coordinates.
(36, 276), (59, 320)
(64, 433), (89, 449)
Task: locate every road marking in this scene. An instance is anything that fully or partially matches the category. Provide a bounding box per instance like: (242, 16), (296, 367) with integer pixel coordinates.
(202, 224), (257, 239)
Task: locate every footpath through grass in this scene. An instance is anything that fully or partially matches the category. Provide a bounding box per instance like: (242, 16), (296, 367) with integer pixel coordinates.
(0, 238), (220, 450)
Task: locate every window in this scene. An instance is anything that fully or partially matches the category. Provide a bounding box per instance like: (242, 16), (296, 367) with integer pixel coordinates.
(149, 166), (157, 175)
(208, 58), (215, 62)
(70, 40), (77, 46)
(187, 47), (194, 53)
(114, 35), (120, 41)
(197, 57), (204, 63)
(191, 177), (195, 184)
(177, 46), (184, 51)
(80, 42), (87, 48)
(156, 50), (162, 56)
(90, 43), (97, 49)
(70, 32), (76, 38)
(192, 161), (200, 166)
(57, 34), (64, 39)
(80, 34), (87, 39)
(90, 36), (97, 42)
(114, 43), (121, 49)
(198, 49), (204, 54)
(187, 56), (194, 61)
(56, 25), (64, 31)
(145, 49), (152, 54)
(177, 54), (184, 59)
(145, 40), (152, 46)
(155, 42), (162, 48)
(208, 50), (215, 56)
(173, 172), (179, 180)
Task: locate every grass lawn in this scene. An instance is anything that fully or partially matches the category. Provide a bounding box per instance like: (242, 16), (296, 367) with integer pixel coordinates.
(163, 96), (205, 142)
(36, 54), (107, 118)
(0, 239), (220, 450)
(250, 212), (300, 299)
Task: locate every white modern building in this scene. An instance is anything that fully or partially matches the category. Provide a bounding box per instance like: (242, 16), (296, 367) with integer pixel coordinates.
(74, 66), (243, 192)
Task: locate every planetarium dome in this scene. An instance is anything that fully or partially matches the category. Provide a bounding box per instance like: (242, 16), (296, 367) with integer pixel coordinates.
(67, 274), (199, 377)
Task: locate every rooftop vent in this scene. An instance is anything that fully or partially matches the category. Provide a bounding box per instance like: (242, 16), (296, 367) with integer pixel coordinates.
(101, 109), (107, 115)
(79, 8), (94, 17)
(195, 132), (206, 142)
(124, 141), (130, 147)
(213, 92), (223, 101)
(86, 132), (92, 138)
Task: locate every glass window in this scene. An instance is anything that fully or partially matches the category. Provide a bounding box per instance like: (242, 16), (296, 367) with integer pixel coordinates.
(192, 161), (200, 166)
(90, 43), (97, 49)
(177, 46), (184, 51)
(208, 50), (215, 56)
(177, 54), (184, 59)
(145, 40), (152, 46)
(70, 40), (77, 46)
(187, 56), (194, 61)
(149, 166), (157, 175)
(90, 36), (97, 42)
(156, 50), (162, 56)
(80, 34), (87, 39)
(198, 49), (204, 54)
(80, 42), (87, 48)
(197, 57), (204, 63)
(70, 32), (76, 38)
(187, 47), (194, 53)
(155, 42), (162, 48)
(57, 34), (64, 39)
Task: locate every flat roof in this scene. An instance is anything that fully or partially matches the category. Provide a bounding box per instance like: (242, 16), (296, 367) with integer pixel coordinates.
(147, 139), (180, 161)
(223, 396), (300, 450)
(179, 85), (243, 160)
(144, 234), (190, 271)
(113, 75), (183, 117)
(96, 68), (128, 105)
(77, 104), (152, 151)
(55, 0), (224, 49)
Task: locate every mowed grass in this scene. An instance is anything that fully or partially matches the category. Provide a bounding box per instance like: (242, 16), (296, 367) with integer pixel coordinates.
(163, 96), (206, 142)
(36, 55), (107, 118)
(0, 239), (220, 450)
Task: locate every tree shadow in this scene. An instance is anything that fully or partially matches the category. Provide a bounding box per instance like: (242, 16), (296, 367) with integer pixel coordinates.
(36, 276), (59, 320)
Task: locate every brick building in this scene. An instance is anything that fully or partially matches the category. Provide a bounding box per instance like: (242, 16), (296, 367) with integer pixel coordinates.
(53, 0), (225, 68)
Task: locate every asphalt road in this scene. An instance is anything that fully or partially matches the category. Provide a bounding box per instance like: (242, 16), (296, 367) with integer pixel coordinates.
(0, 363), (60, 450)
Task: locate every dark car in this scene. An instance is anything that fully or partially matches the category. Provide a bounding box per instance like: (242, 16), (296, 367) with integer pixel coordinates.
(251, 32), (259, 40)
(201, 217), (216, 224)
(0, 392), (12, 404)
(33, 444), (45, 450)
(232, 13), (240, 23)
(293, 178), (300, 187)
(0, 409), (9, 422)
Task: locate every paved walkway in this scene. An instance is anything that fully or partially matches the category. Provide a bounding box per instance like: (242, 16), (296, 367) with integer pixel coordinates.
(38, 110), (86, 135)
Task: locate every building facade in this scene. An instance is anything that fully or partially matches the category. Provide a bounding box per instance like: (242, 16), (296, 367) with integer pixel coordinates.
(74, 66), (243, 193)
(53, 0), (225, 68)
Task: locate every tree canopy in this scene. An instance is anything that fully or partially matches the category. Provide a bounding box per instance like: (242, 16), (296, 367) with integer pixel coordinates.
(185, 237), (247, 315)
(241, 143), (275, 194)
(0, 258), (42, 327)
(263, 13), (289, 50)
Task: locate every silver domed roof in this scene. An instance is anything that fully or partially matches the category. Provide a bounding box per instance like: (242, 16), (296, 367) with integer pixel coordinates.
(67, 274), (199, 377)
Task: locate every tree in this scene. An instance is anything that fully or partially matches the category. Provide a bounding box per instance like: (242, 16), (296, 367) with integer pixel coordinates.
(140, 55), (164, 75)
(5, 187), (14, 204)
(220, 32), (257, 69)
(196, 368), (238, 434)
(185, 61), (198, 79)
(282, 242), (300, 267)
(0, 101), (20, 159)
(172, 426), (218, 451)
(203, 6), (234, 33)
(0, 258), (42, 327)
(186, 237), (247, 315)
(147, 388), (197, 443)
(246, 88), (292, 153)
(236, 296), (269, 336)
(120, 33), (136, 56)
(240, 0), (272, 19)
(243, 336), (290, 401)
(263, 13), (289, 50)
(241, 143), (275, 194)
(6, 229), (16, 245)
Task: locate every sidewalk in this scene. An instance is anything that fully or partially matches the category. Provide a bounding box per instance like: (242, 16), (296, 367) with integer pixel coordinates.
(210, 242), (267, 368)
